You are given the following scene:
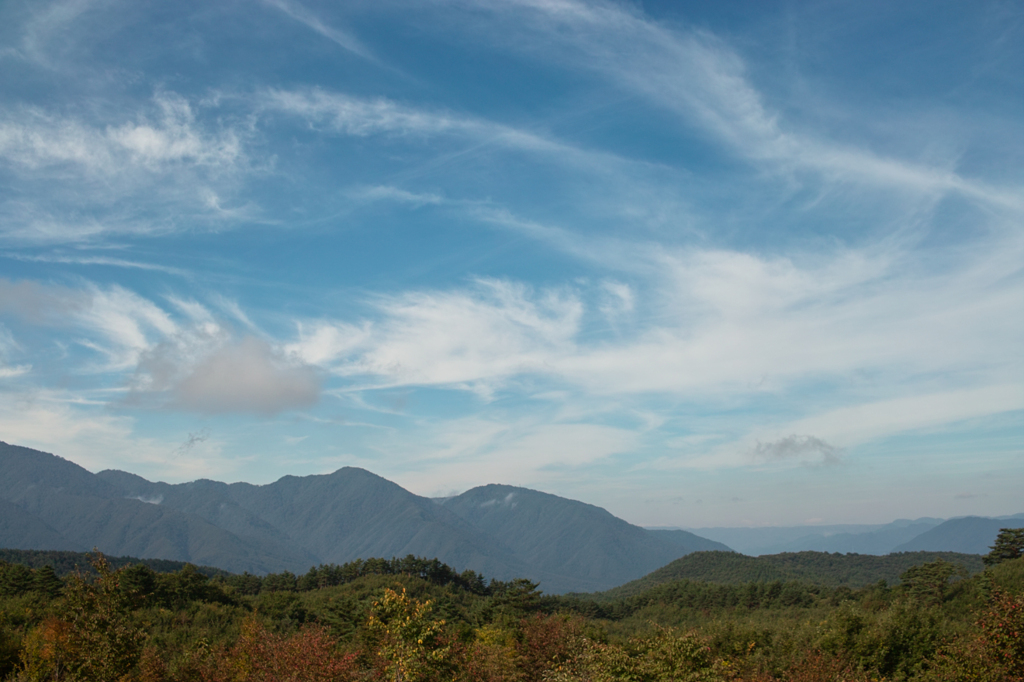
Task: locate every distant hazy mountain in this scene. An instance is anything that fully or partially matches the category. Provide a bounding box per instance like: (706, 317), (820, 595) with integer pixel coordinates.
(0, 441), (727, 593)
(892, 515), (1024, 555)
(683, 519), (948, 556)
(440, 485), (730, 592)
(647, 529), (735, 553)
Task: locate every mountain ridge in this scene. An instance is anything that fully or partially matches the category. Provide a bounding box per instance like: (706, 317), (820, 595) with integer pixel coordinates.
(0, 441), (722, 593)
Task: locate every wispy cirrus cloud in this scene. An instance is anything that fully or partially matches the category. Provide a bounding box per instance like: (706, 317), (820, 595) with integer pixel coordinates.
(0, 93), (242, 173)
(439, 0), (1022, 211)
(261, 0), (374, 61)
(277, 213), (1021, 465)
(3, 251), (190, 276)
(259, 86), (683, 195)
(0, 387), (237, 480)
(0, 92), (253, 243)
(289, 278), (582, 392)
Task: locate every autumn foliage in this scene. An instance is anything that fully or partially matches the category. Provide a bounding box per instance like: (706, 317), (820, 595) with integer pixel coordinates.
(0, 553), (1021, 681)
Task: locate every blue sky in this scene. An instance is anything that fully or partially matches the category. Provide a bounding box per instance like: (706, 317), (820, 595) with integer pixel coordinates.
(0, 0), (1020, 528)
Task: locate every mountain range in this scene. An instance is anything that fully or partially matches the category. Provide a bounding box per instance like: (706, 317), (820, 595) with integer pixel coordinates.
(1, 441), (1019, 593)
(0, 441), (727, 593)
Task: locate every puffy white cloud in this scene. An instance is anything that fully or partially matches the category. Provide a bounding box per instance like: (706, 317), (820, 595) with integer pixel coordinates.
(0, 279), (321, 416)
(169, 336), (320, 416)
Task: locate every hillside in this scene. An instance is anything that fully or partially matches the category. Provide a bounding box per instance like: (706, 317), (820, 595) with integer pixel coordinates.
(0, 548), (229, 578)
(598, 550), (987, 599)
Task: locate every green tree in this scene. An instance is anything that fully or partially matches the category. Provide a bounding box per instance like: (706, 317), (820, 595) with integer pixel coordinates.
(33, 565), (64, 599)
(19, 553), (146, 682)
(900, 560), (966, 606)
(0, 562), (33, 597)
(984, 528), (1024, 567)
(364, 587), (453, 682)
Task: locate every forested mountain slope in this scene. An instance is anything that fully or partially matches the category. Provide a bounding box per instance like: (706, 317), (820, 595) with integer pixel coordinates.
(598, 549), (988, 599)
(441, 485), (730, 592)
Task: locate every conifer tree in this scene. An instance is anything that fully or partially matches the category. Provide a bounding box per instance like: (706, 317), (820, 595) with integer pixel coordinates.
(984, 528), (1024, 566)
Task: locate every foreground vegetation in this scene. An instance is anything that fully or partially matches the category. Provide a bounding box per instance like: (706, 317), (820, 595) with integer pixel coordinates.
(0, 536), (1021, 681)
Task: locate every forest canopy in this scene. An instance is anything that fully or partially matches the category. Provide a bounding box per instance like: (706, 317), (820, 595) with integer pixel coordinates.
(0, 543), (1021, 681)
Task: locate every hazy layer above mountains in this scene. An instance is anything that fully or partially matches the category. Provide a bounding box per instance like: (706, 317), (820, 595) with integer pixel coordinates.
(679, 513), (1024, 556)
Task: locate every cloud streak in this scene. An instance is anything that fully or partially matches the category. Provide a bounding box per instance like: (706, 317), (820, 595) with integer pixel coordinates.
(261, 0), (374, 61)
(443, 0), (1021, 211)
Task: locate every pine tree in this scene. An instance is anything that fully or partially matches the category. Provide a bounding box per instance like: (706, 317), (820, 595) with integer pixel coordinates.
(984, 528), (1024, 566)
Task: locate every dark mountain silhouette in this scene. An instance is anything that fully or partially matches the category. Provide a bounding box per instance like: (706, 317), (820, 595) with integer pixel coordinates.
(0, 441), (725, 593)
(0, 443), (304, 574)
(892, 515), (1024, 555)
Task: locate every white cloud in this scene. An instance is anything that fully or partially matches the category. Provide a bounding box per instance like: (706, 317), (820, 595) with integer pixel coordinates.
(77, 284), (178, 370)
(599, 280), (634, 318)
(303, 225), (1021, 403)
(16, 0), (105, 68)
(262, 87), (565, 150)
(336, 279), (582, 389)
(0, 92), (251, 243)
(0, 278), (320, 416)
(260, 87), (672, 188)
(287, 320), (371, 366)
(0, 94), (241, 174)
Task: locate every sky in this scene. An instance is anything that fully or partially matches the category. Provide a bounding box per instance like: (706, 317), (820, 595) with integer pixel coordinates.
(0, 0), (1021, 528)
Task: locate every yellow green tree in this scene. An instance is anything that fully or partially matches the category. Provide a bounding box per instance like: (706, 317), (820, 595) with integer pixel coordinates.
(364, 587), (454, 682)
